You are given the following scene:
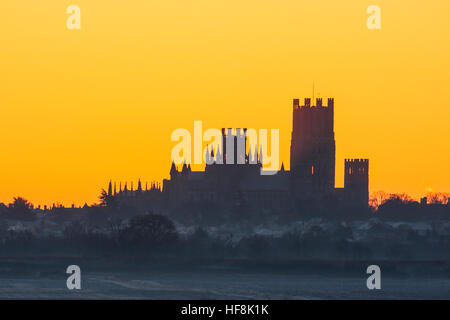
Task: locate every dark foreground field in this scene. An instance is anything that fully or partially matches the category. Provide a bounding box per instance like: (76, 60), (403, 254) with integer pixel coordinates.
(0, 257), (449, 299)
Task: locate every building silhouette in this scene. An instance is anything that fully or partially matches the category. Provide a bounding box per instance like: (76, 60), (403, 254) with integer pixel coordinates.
(110, 97), (369, 213)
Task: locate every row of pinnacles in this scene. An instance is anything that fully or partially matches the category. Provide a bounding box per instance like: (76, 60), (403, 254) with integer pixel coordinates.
(203, 128), (264, 165)
(293, 97), (334, 108)
(107, 180), (162, 198)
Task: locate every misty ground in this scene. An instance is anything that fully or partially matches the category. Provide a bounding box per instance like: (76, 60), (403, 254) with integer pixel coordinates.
(0, 257), (449, 299)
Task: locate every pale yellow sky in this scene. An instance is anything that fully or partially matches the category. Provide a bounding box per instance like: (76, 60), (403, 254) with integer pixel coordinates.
(0, 1), (449, 206)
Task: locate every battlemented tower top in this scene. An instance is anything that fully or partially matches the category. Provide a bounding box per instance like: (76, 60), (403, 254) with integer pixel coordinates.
(293, 97), (334, 109)
(345, 159), (369, 164)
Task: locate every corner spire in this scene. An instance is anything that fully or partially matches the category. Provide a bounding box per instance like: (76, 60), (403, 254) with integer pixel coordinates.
(259, 145), (263, 165)
(108, 180), (112, 196)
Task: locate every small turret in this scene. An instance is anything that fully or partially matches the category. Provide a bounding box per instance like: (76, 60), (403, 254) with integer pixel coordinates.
(316, 98), (322, 107)
(108, 180), (112, 196)
(170, 161), (177, 179)
(259, 145), (263, 165)
(304, 98), (311, 107)
(344, 159), (369, 206)
(181, 161), (188, 174)
(328, 98), (334, 108)
(249, 146), (255, 164)
(216, 146), (223, 164)
(205, 145), (210, 164)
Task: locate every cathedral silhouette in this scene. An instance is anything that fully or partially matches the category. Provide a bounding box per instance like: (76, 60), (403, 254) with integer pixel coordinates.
(108, 97), (369, 213)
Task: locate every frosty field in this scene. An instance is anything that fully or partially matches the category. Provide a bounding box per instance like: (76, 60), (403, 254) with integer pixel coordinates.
(0, 257), (448, 299)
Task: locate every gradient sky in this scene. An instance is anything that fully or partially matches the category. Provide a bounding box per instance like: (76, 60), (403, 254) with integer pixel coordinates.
(1, 1), (449, 206)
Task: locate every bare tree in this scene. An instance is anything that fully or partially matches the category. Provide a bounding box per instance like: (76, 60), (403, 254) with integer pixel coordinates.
(426, 192), (450, 204)
(369, 191), (390, 210)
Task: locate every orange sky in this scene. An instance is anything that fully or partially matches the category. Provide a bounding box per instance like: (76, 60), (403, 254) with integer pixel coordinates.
(1, 1), (449, 207)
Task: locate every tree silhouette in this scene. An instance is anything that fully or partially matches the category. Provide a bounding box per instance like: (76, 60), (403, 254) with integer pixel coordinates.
(7, 197), (35, 221)
(369, 191), (390, 211)
(391, 193), (414, 204)
(99, 189), (116, 207)
(426, 192), (450, 204)
(119, 213), (177, 248)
